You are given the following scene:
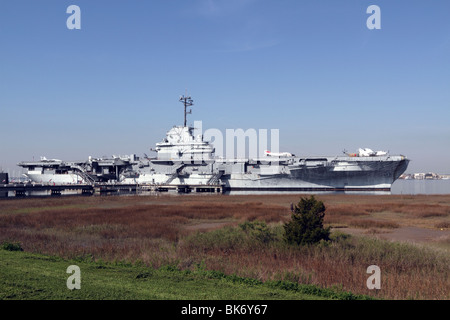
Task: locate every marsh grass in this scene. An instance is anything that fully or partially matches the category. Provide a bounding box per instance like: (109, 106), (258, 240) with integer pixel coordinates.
(347, 219), (400, 229)
(0, 194), (449, 299)
(180, 224), (449, 299)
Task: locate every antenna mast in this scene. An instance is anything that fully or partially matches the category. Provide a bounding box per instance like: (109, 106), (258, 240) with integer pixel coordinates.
(179, 94), (194, 127)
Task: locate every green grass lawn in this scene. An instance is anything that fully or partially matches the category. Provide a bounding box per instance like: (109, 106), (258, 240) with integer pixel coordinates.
(0, 249), (370, 301)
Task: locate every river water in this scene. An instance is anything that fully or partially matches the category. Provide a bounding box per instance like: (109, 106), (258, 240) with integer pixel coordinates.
(3, 179), (450, 198)
(391, 179), (450, 195)
(227, 180), (450, 196)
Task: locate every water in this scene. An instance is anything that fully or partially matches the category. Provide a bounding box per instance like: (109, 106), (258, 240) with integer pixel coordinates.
(391, 179), (450, 195)
(3, 179), (450, 198)
(230, 180), (450, 196)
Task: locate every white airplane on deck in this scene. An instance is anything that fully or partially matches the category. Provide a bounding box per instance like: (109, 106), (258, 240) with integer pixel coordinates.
(358, 148), (388, 157)
(40, 156), (62, 162)
(264, 150), (294, 157)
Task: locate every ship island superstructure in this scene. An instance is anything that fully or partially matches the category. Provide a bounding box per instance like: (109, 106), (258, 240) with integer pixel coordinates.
(17, 95), (410, 192)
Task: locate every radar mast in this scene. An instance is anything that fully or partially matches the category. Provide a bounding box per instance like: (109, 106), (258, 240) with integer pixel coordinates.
(179, 94), (194, 127)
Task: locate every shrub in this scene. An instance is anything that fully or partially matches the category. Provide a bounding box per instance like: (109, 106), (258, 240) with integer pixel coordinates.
(239, 221), (275, 244)
(2, 241), (23, 251)
(283, 196), (331, 246)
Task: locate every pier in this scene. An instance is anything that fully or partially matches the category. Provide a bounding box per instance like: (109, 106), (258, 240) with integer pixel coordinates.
(0, 182), (224, 198)
(0, 183), (95, 198)
(96, 183), (223, 195)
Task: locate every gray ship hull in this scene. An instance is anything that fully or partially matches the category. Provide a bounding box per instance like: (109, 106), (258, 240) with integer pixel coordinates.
(220, 156), (409, 192)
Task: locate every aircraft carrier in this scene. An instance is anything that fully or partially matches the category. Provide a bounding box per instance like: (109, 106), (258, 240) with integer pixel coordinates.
(16, 95), (410, 193)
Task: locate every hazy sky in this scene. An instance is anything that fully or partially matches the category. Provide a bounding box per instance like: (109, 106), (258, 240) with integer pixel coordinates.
(1, 1), (450, 175)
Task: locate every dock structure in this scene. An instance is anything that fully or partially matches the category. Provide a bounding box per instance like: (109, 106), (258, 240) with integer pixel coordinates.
(0, 183), (95, 198)
(155, 184), (223, 194)
(0, 182), (223, 198)
(98, 183), (223, 195)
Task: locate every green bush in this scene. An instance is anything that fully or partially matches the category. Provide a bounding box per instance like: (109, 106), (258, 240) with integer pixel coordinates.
(2, 241), (23, 252)
(239, 221), (275, 244)
(283, 196), (331, 246)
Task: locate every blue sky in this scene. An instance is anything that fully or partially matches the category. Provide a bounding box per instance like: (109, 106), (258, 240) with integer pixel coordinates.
(1, 0), (450, 175)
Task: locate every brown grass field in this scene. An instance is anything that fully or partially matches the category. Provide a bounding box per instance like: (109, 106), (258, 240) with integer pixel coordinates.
(0, 193), (449, 299)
